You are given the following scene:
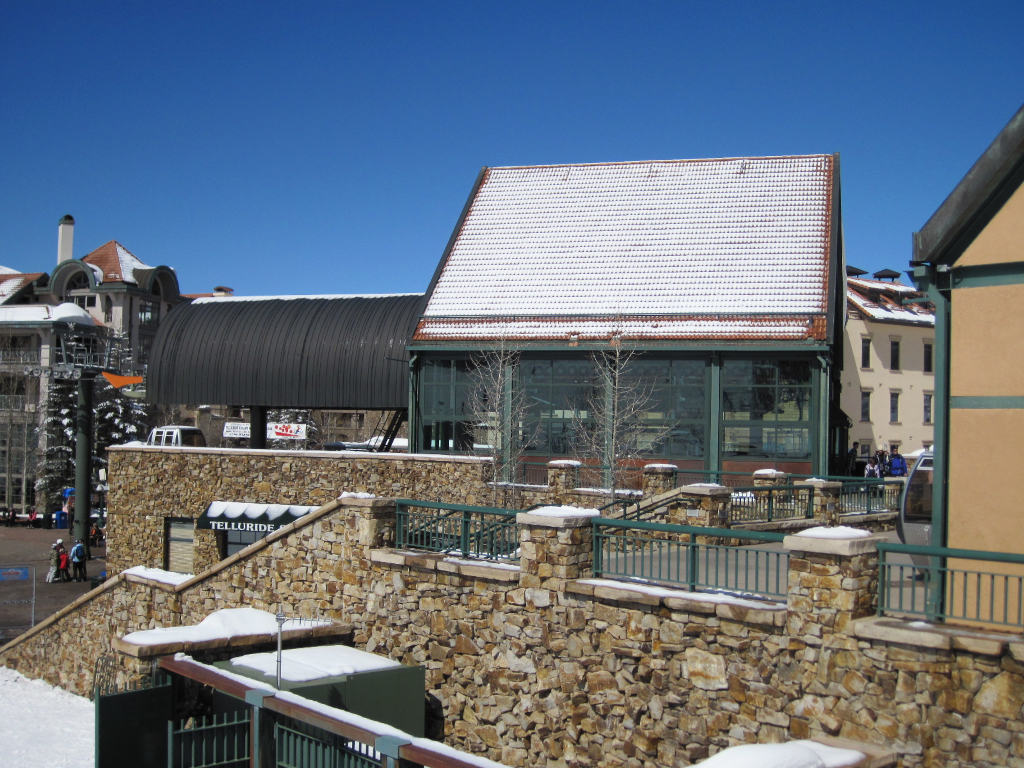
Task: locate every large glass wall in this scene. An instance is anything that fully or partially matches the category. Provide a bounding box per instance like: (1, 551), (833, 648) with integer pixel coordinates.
(415, 353), (815, 464)
(721, 359), (812, 459)
(418, 358), (475, 452)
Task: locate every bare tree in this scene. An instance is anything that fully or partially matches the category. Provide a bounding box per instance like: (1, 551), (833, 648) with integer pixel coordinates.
(466, 342), (533, 507)
(575, 335), (671, 504)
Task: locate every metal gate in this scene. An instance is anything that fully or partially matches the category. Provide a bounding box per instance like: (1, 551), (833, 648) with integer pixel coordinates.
(275, 722), (379, 768)
(168, 709), (252, 768)
(94, 656), (174, 768)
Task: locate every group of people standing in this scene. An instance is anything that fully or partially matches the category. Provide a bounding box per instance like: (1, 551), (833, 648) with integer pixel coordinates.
(846, 442), (909, 478)
(862, 447), (908, 478)
(45, 538), (87, 583)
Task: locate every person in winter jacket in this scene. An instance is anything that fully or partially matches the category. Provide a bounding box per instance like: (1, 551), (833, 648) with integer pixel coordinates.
(888, 448), (908, 477)
(45, 543), (59, 583)
(70, 539), (87, 582)
(864, 456), (883, 478)
(56, 539), (70, 582)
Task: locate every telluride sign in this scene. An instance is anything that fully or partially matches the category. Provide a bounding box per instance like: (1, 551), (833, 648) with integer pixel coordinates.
(196, 501), (320, 533)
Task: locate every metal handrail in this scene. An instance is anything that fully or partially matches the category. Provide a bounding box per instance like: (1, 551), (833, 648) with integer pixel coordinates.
(395, 499), (521, 560)
(593, 518), (788, 599)
(878, 543), (1024, 628)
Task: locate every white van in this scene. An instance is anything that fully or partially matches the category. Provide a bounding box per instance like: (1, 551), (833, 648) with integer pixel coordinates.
(146, 426), (207, 448)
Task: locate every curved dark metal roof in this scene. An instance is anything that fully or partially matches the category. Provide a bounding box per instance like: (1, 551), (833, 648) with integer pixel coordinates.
(148, 294), (426, 409)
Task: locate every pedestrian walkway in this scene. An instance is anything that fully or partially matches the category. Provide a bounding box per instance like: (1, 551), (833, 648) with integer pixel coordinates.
(0, 525), (108, 642)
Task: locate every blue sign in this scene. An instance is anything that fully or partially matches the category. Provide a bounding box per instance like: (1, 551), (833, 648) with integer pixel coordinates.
(0, 567), (30, 582)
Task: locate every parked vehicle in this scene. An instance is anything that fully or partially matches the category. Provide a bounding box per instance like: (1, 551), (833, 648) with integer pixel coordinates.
(897, 450), (933, 567)
(146, 426), (207, 448)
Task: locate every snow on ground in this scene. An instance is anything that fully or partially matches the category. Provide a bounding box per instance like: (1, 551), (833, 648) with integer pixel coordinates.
(695, 740), (864, 767)
(0, 666), (93, 768)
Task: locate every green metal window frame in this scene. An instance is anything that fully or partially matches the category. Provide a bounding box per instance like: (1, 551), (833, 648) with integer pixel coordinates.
(719, 358), (813, 461)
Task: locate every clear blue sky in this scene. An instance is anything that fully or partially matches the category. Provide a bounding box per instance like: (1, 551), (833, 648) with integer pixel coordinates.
(2, 1), (1021, 297)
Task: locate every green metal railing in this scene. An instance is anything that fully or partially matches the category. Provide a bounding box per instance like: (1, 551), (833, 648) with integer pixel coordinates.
(168, 710), (250, 768)
(593, 519), (788, 599)
(275, 722), (378, 768)
(878, 543), (1024, 629)
(395, 499), (520, 561)
(728, 484), (814, 524)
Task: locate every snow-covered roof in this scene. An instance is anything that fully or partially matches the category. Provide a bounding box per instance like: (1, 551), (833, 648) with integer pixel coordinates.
(81, 240), (153, 285)
(846, 277), (934, 326)
(417, 155), (838, 343)
(203, 500), (319, 523)
(0, 302), (95, 325)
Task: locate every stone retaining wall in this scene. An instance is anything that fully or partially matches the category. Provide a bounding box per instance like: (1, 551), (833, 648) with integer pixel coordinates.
(3, 495), (1018, 767)
(104, 446), (894, 576)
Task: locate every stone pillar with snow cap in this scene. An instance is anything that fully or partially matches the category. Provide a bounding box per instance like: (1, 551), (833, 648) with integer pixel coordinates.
(546, 460), (580, 504)
(784, 527), (879, 648)
(641, 463), (678, 498)
(752, 468), (790, 488)
(794, 479), (843, 526)
(666, 484), (732, 528)
(516, 506), (598, 593)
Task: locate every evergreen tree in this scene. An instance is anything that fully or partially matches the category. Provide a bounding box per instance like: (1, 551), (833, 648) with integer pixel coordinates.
(35, 378), (77, 514)
(94, 380), (149, 474)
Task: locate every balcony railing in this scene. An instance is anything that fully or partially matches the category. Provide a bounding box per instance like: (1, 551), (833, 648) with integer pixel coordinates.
(0, 395), (26, 410)
(0, 350), (40, 365)
(728, 484), (815, 524)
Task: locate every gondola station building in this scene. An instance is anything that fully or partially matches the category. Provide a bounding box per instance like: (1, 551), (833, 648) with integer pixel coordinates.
(409, 154), (846, 476)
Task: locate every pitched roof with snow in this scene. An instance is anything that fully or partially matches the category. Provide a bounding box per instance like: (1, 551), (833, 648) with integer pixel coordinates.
(82, 240), (152, 284)
(847, 277), (934, 326)
(0, 272), (45, 303)
(415, 155), (839, 344)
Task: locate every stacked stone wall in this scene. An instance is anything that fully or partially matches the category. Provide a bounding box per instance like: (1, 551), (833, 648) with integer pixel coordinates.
(4, 495), (1022, 767)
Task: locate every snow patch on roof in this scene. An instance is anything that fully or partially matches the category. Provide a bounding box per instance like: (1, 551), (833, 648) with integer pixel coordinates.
(229, 645), (400, 682)
(0, 276), (26, 299)
(847, 290), (934, 326)
(0, 265), (18, 274)
(193, 293), (422, 304)
(0, 302), (95, 325)
(115, 243), (148, 284)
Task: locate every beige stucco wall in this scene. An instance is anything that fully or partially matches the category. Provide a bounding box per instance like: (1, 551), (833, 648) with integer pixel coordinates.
(948, 281), (1024, 557)
(841, 312), (935, 456)
(955, 183), (1024, 268)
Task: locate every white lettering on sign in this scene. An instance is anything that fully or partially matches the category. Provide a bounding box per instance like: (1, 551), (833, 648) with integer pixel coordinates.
(207, 520), (279, 532)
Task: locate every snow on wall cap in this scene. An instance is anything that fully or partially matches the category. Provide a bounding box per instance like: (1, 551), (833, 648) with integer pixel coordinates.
(122, 565), (194, 586)
(795, 526), (871, 539)
(753, 468), (787, 476)
(527, 506), (600, 518)
(339, 491), (375, 499)
(694, 739), (864, 767)
(122, 607), (332, 646)
(644, 463), (678, 471)
(548, 459), (582, 467)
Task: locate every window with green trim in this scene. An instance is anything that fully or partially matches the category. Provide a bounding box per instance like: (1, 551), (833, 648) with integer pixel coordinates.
(721, 359), (812, 459)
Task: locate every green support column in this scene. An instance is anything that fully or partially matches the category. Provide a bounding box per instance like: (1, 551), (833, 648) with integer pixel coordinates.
(408, 354), (419, 453)
(813, 356), (830, 476)
(707, 355), (721, 478)
(501, 361), (513, 482)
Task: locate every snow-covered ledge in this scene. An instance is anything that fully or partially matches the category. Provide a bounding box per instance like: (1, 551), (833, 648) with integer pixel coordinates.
(515, 505), (599, 528)
(783, 526), (879, 556)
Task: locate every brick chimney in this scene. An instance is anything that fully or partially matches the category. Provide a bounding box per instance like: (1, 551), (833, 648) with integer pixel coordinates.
(57, 214), (75, 264)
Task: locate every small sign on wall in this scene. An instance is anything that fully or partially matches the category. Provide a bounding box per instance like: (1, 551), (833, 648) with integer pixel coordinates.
(223, 422), (308, 440)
